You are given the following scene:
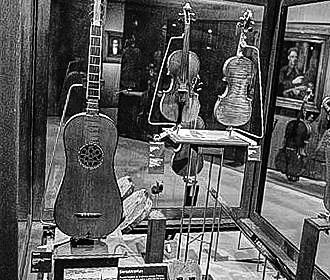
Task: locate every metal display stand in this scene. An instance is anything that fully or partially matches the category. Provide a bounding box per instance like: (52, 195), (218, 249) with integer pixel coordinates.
(168, 128), (258, 278)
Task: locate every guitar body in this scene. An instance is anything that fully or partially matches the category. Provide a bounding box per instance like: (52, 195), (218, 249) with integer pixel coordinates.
(54, 113), (123, 238)
(214, 56), (253, 127)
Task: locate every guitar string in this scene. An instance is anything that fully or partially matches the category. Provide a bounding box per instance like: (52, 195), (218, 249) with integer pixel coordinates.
(85, 17), (104, 236)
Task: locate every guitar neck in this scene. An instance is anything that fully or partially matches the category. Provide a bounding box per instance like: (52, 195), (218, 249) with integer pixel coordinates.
(86, 24), (103, 116)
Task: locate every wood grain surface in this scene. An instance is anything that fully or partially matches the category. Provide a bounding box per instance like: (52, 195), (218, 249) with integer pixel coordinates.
(0, 0), (20, 278)
(214, 56), (253, 127)
(54, 113), (123, 238)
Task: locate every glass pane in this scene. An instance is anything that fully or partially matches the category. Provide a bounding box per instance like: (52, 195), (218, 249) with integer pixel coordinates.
(25, 0), (272, 279)
(261, 1), (330, 276)
(44, 0), (265, 222)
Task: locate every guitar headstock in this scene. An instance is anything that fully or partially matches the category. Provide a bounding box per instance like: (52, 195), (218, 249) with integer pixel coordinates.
(179, 2), (196, 25)
(237, 9), (254, 34)
(92, 0), (105, 26)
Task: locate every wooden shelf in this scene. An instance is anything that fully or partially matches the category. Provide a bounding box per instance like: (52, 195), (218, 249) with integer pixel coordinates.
(168, 129), (256, 147)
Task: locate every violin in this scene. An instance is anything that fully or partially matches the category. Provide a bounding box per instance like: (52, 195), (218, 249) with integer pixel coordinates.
(159, 2), (200, 124)
(214, 10), (254, 127)
(275, 89), (313, 181)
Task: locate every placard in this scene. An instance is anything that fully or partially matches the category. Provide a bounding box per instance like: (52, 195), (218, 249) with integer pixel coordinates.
(118, 265), (168, 280)
(31, 251), (52, 273)
(148, 142), (165, 174)
(64, 267), (118, 280)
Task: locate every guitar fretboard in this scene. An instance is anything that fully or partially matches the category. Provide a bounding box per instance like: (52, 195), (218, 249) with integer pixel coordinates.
(86, 24), (102, 116)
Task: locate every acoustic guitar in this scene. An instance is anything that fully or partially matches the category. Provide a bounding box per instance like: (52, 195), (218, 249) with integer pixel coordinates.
(54, 0), (123, 239)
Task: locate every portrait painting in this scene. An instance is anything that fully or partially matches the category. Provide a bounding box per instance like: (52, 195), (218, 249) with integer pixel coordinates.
(277, 38), (323, 105)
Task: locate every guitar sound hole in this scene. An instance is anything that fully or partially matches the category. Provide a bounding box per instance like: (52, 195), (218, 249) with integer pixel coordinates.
(78, 143), (104, 169)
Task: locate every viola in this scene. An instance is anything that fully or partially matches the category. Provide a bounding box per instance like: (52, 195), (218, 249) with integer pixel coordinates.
(159, 2), (200, 124)
(214, 10), (254, 127)
(275, 89), (313, 181)
(171, 116), (205, 176)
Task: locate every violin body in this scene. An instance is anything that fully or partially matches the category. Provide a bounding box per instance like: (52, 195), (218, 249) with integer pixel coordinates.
(54, 113), (123, 238)
(160, 50), (200, 123)
(284, 119), (311, 149)
(275, 89), (313, 181)
(275, 119), (311, 180)
(171, 116), (205, 176)
(214, 56), (253, 127)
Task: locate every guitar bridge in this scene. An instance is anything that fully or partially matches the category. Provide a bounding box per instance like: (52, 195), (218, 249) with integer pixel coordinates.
(74, 212), (102, 219)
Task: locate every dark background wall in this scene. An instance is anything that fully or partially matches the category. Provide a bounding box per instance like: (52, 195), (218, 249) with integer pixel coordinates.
(0, 0), (20, 278)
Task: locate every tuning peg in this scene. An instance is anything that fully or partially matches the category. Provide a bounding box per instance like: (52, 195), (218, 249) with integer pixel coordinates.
(178, 12), (184, 16)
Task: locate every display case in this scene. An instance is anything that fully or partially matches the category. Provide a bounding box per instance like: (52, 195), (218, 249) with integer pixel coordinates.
(1, 0), (330, 280)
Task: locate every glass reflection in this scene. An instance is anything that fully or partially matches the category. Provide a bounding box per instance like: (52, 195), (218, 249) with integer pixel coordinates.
(262, 1), (330, 275)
